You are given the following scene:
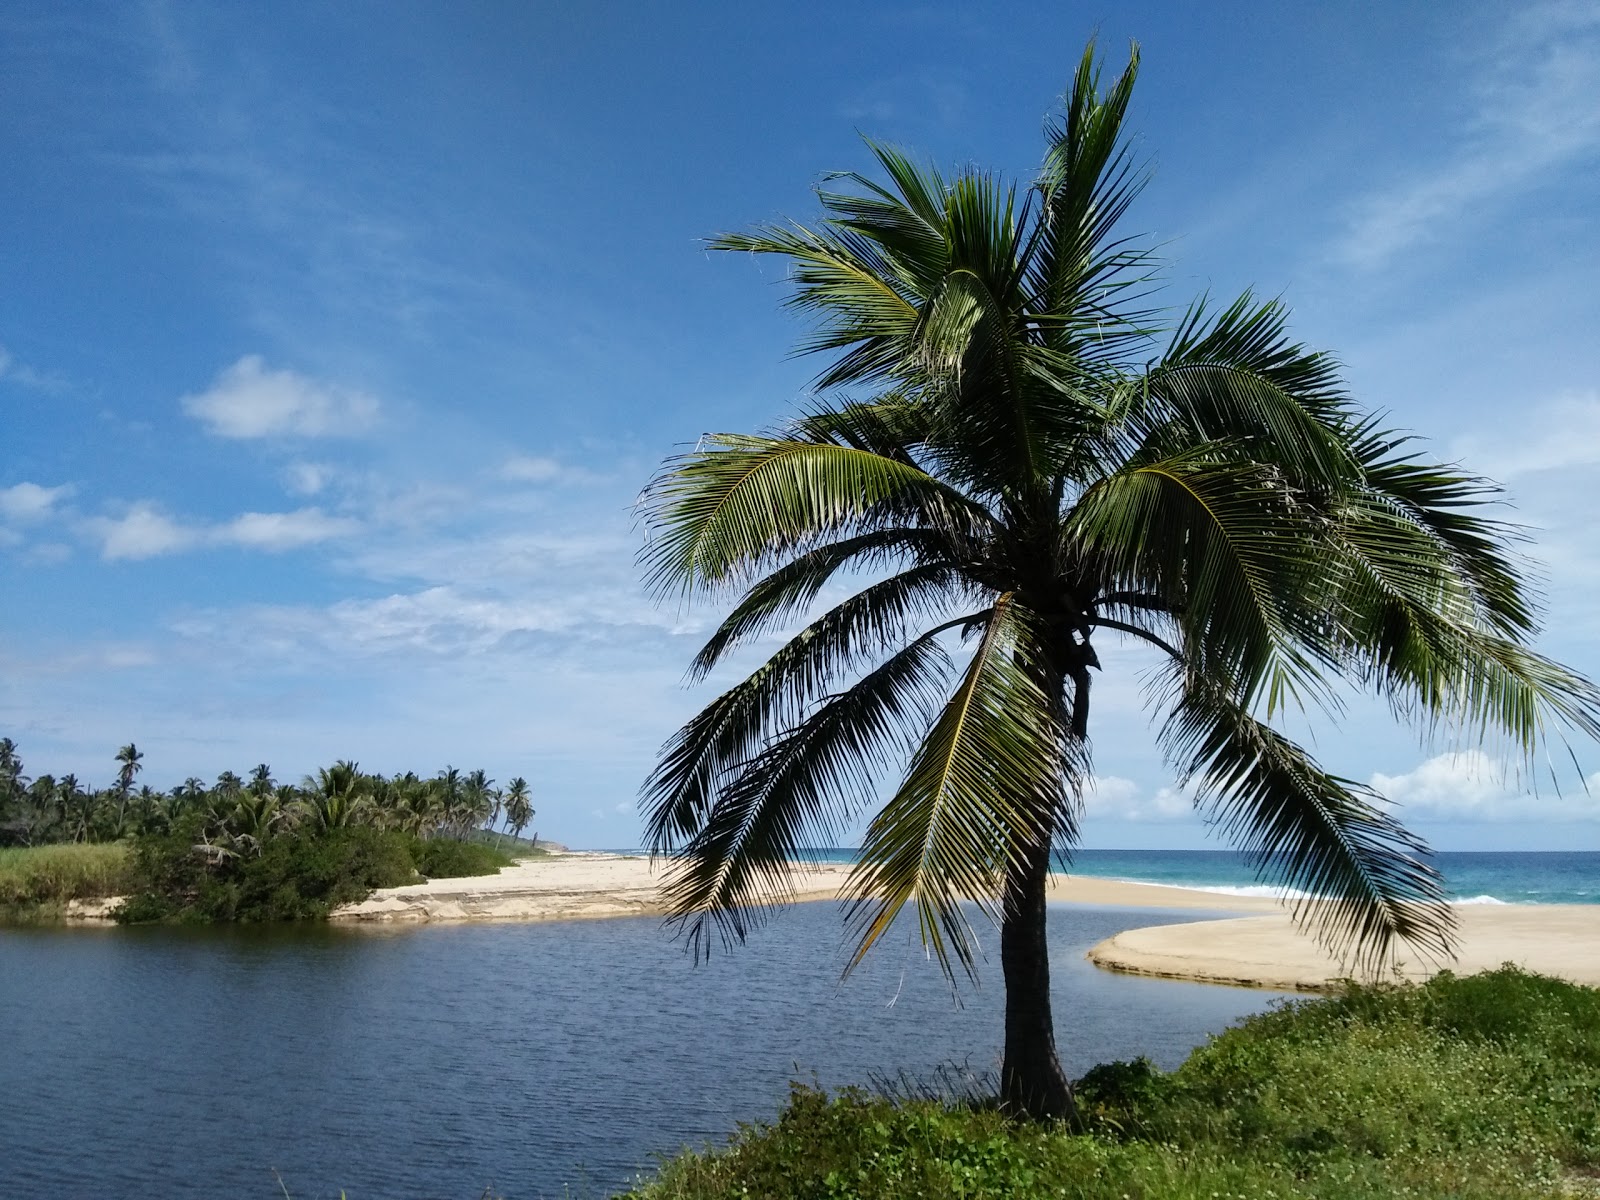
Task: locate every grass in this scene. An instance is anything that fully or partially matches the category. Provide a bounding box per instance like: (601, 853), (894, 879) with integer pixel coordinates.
(619, 967), (1600, 1200)
(0, 842), (135, 907)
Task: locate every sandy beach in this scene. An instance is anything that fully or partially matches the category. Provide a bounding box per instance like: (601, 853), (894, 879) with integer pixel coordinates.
(328, 850), (855, 924)
(328, 851), (1600, 992)
(327, 850), (1276, 926)
(1087, 904), (1600, 992)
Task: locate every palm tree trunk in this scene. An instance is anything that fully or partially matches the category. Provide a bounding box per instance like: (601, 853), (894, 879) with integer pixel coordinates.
(999, 836), (1074, 1120)
(998, 652), (1089, 1121)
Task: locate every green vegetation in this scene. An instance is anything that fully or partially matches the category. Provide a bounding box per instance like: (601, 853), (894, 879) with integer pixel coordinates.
(411, 834), (519, 880)
(621, 969), (1600, 1200)
(0, 735), (537, 922)
(0, 842), (136, 916)
(638, 37), (1600, 1116)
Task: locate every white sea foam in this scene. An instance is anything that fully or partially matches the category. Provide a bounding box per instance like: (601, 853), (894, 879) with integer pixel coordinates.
(1092, 876), (1519, 906)
(1092, 877), (1316, 901)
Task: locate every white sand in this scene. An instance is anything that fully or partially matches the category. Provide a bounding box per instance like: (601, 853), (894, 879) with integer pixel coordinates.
(328, 851), (853, 924)
(329, 852), (1275, 926)
(331, 855), (1600, 994)
(1087, 905), (1600, 992)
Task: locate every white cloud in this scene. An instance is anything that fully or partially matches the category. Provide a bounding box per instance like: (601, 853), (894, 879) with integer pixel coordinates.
(282, 461), (334, 496)
(501, 455), (563, 483)
(1081, 776), (1193, 823)
(1455, 390), (1600, 480)
(180, 355), (380, 438)
(498, 455), (604, 486)
(1337, 3), (1600, 269)
(87, 504), (198, 561)
(214, 508), (361, 552)
(84, 502), (357, 559)
(1370, 749), (1598, 822)
(0, 344), (65, 391)
(0, 481), (74, 523)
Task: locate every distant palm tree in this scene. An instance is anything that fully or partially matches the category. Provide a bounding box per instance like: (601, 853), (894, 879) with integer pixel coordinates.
(503, 777), (534, 840)
(463, 769), (496, 834)
(215, 770), (244, 799)
(115, 743), (143, 795)
(640, 43), (1600, 1118)
(248, 764), (275, 797)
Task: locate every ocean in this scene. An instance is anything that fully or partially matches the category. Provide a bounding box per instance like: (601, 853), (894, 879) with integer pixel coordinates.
(604, 848), (1599, 906)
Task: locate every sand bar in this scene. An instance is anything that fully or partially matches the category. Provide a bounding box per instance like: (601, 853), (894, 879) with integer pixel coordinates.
(329, 851), (851, 924)
(1088, 905), (1600, 992)
(329, 852), (1280, 925)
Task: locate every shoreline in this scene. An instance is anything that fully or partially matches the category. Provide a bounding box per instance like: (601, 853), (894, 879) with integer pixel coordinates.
(41, 852), (1600, 994)
(324, 850), (1285, 926)
(1087, 905), (1600, 992)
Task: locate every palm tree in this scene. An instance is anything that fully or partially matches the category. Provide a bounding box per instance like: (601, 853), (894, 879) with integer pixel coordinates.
(463, 769), (496, 835)
(114, 743), (143, 795)
(248, 764), (275, 797)
(639, 43), (1600, 1119)
(503, 777), (534, 840)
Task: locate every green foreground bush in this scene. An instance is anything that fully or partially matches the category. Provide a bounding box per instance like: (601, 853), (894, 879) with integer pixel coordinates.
(412, 835), (514, 880)
(116, 821), (516, 924)
(0, 842), (135, 906)
(622, 968), (1600, 1200)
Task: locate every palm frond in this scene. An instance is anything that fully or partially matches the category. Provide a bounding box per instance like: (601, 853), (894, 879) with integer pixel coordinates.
(1159, 673), (1455, 973)
(1350, 419), (1537, 639)
(842, 595), (1077, 982)
(662, 630), (955, 959)
(640, 436), (968, 598)
(1132, 294), (1358, 486)
(1032, 40), (1157, 360)
(643, 564), (973, 851)
(1067, 450), (1332, 715)
(689, 530), (958, 679)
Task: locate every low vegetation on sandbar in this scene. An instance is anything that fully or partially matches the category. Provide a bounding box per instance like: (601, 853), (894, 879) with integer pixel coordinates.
(0, 736), (541, 923)
(623, 968), (1600, 1200)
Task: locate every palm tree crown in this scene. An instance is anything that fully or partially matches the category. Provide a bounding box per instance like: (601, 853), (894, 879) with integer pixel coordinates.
(639, 43), (1600, 1117)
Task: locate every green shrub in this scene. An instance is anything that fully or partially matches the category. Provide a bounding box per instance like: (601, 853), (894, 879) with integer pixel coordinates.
(0, 842), (135, 905)
(118, 820), (421, 923)
(624, 969), (1600, 1200)
(411, 836), (514, 879)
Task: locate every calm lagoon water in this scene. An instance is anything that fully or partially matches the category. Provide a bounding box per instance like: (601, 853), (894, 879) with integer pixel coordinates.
(1, 902), (1290, 1199)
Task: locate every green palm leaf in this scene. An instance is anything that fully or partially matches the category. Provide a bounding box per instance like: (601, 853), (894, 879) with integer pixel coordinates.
(1158, 674), (1454, 973)
(843, 596), (1077, 981)
(663, 629), (955, 958)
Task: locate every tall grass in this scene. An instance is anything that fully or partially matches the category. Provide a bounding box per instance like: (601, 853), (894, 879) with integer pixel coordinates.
(622, 968), (1600, 1200)
(0, 842), (135, 906)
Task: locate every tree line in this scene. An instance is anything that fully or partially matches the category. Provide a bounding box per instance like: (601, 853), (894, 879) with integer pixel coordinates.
(0, 736), (536, 855)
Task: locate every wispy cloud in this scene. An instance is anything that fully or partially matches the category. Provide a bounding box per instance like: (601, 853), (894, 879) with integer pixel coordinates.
(1455, 389), (1600, 480)
(215, 508), (361, 551)
(282, 460), (334, 496)
(1336, 2), (1600, 270)
(0, 481), (74, 523)
(1082, 775), (1193, 823)
(0, 343), (68, 392)
(84, 502), (360, 560)
(174, 582), (682, 660)
(180, 355), (380, 438)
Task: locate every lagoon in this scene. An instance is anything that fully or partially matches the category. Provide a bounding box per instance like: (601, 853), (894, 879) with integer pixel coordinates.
(1, 902), (1289, 1198)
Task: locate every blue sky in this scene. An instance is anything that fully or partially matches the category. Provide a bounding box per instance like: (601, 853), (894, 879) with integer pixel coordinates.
(3, 1), (1597, 851)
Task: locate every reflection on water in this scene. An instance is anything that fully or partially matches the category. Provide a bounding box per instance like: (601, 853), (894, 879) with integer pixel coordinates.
(1, 903), (1291, 1198)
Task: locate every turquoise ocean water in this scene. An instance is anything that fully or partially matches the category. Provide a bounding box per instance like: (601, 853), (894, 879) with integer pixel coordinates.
(608, 848), (1598, 905)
